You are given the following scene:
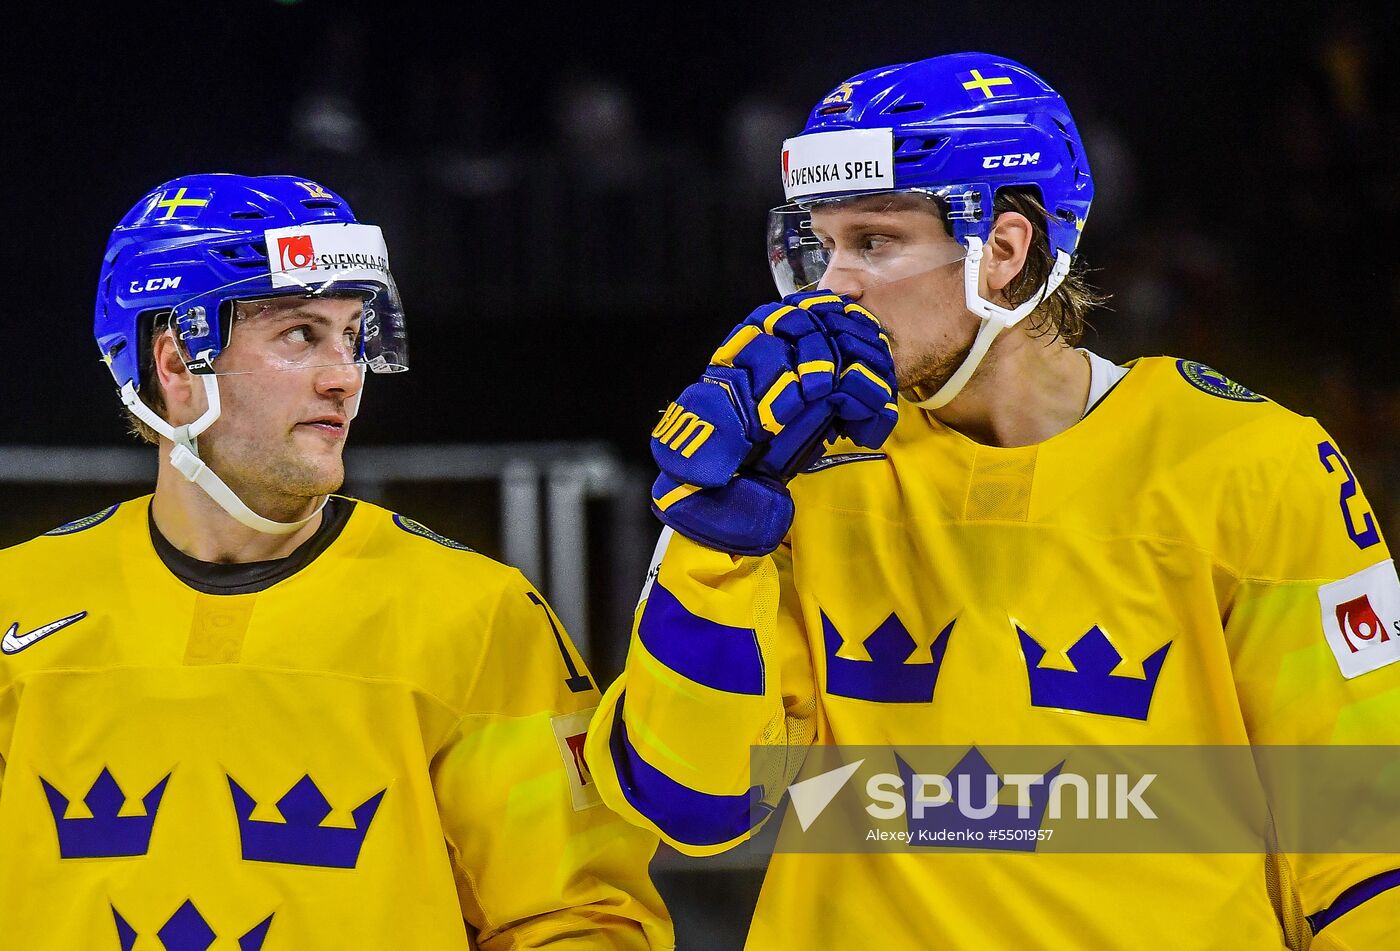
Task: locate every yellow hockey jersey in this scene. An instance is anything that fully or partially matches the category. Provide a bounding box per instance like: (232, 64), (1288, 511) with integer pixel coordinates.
(588, 357), (1400, 950)
(0, 497), (672, 950)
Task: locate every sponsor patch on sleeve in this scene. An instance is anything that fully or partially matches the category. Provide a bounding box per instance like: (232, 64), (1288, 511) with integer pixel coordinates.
(551, 708), (602, 810)
(1319, 559), (1400, 679)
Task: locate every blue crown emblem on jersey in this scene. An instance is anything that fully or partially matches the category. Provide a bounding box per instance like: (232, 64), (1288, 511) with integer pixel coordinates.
(112, 900), (274, 951)
(228, 774), (385, 869)
(896, 747), (1064, 852)
(823, 611), (954, 704)
(1018, 626), (1172, 721)
(40, 767), (170, 859)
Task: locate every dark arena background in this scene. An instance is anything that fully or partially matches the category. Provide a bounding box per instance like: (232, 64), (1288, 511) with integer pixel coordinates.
(5, 2), (1397, 947)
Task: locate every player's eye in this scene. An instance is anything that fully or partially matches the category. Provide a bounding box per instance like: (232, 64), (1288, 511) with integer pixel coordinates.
(278, 323), (322, 350)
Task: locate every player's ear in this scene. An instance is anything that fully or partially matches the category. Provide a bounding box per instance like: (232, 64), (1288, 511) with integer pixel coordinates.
(981, 211), (1034, 299)
(151, 327), (200, 421)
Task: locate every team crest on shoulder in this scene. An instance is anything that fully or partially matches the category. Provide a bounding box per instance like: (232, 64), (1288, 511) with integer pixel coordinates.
(391, 514), (474, 551)
(1176, 360), (1267, 403)
(44, 505), (120, 536)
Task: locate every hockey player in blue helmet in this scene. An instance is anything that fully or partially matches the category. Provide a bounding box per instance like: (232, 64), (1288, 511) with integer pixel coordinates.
(767, 52), (1095, 414)
(0, 174), (672, 948)
(591, 53), (1399, 950)
(93, 173), (409, 538)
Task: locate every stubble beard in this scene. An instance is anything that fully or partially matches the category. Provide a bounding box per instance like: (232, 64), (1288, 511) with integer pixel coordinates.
(896, 336), (978, 402)
(204, 432), (345, 520)
(262, 446), (344, 501)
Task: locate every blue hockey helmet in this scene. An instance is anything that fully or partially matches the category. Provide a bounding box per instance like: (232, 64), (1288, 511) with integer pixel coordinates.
(95, 172), (408, 395)
(93, 173), (408, 536)
(768, 52), (1094, 408)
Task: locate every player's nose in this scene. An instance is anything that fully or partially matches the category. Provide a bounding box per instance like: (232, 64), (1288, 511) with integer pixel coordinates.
(313, 360), (364, 399)
(819, 266), (865, 300)
(818, 251), (866, 299)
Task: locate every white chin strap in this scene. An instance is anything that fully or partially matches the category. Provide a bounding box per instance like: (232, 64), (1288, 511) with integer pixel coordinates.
(121, 360), (326, 536)
(914, 237), (1073, 410)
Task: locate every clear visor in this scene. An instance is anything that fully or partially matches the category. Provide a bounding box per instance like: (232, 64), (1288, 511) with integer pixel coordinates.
(170, 268), (409, 376)
(766, 186), (986, 297)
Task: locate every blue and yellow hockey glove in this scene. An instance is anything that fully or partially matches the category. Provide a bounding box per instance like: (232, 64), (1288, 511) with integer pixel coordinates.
(809, 299), (900, 450)
(650, 292), (898, 556)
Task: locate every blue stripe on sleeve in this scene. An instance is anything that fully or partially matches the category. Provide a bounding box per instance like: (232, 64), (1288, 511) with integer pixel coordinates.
(1307, 867), (1400, 934)
(637, 581), (765, 695)
(609, 693), (769, 847)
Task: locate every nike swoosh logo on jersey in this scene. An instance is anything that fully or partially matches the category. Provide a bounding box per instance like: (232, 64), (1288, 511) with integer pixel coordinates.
(1, 612), (89, 654)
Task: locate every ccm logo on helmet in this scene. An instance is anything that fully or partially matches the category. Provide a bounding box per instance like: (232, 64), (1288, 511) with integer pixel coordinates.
(982, 152), (1041, 169)
(128, 276), (183, 294)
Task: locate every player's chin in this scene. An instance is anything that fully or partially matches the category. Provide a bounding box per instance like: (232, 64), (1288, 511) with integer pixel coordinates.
(297, 462), (346, 499)
(893, 356), (936, 395)
(899, 339), (976, 393)
(897, 362), (956, 402)
(286, 439), (347, 492)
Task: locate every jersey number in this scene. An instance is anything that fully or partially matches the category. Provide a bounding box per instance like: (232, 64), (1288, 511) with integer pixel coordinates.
(527, 592), (594, 693)
(1318, 441), (1381, 550)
